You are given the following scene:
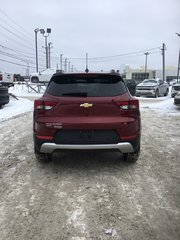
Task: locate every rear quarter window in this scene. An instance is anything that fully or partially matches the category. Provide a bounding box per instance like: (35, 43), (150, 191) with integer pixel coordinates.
(46, 74), (127, 97)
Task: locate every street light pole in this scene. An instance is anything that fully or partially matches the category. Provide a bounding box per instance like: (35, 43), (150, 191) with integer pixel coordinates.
(34, 28), (40, 72)
(161, 43), (166, 83)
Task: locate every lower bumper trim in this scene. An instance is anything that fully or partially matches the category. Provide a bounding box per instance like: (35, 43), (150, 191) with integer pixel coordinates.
(40, 142), (134, 154)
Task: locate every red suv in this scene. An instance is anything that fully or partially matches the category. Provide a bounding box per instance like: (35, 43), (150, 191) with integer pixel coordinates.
(33, 72), (141, 162)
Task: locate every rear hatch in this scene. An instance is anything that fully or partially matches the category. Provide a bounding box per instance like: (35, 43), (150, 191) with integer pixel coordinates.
(34, 73), (140, 141)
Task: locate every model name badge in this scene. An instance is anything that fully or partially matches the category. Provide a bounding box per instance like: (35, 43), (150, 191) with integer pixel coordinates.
(80, 103), (93, 108)
(45, 123), (63, 129)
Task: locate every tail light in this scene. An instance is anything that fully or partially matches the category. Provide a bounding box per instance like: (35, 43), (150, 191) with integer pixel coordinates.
(0, 74), (2, 81)
(114, 100), (139, 110)
(34, 100), (57, 111)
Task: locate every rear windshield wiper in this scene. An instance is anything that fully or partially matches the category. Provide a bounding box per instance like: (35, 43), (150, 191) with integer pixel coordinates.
(62, 92), (88, 97)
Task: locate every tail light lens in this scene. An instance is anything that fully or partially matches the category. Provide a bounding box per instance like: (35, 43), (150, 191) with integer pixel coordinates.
(114, 100), (139, 110)
(34, 100), (57, 111)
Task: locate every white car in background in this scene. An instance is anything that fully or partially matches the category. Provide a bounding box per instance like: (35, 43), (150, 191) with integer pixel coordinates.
(135, 79), (169, 98)
(171, 82), (180, 97)
(30, 68), (58, 83)
(0, 71), (14, 87)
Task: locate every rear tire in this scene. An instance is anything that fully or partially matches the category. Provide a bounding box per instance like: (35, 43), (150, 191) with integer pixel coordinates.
(34, 147), (52, 162)
(123, 148), (140, 163)
(154, 90), (159, 98)
(31, 77), (39, 83)
(164, 89), (169, 96)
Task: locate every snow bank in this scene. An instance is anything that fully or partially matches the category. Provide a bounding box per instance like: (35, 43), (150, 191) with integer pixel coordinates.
(140, 96), (180, 115)
(0, 98), (33, 122)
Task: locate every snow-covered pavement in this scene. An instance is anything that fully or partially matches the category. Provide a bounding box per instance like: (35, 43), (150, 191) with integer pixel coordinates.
(1, 84), (180, 240)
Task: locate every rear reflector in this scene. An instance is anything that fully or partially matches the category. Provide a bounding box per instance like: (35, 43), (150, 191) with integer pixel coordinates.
(34, 100), (57, 110)
(36, 135), (53, 140)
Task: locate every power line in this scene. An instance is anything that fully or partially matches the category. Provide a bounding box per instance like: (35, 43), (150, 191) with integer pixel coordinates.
(0, 17), (34, 45)
(0, 9), (45, 53)
(0, 23), (36, 51)
(0, 50), (46, 68)
(0, 31), (35, 51)
(0, 44), (45, 60)
(65, 50), (161, 63)
(0, 58), (35, 68)
(67, 47), (161, 60)
(0, 50), (35, 64)
(0, 8), (34, 42)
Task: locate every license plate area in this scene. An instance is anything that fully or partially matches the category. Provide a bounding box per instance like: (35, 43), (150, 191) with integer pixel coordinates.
(54, 130), (119, 144)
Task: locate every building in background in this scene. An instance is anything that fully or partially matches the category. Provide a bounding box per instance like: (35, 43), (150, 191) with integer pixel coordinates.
(121, 66), (177, 84)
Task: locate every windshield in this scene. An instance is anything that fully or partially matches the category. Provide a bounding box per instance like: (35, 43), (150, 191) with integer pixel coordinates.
(46, 74), (127, 97)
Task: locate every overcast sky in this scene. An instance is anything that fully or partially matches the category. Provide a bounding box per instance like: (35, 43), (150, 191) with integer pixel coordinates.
(0, 0), (180, 74)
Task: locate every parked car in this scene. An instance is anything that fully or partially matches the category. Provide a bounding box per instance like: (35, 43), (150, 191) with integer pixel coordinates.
(13, 74), (25, 82)
(168, 78), (180, 86)
(124, 79), (137, 96)
(171, 82), (180, 97)
(0, 71), (14, 87)
(33, 72), (141, 163)
(135, 79), (169, 98)
(30, 68), (58, 83)
(0, 86), (9, 108)
(174, 91), (180, 107)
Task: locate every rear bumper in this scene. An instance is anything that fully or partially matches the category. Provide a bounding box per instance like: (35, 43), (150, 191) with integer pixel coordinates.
(40, 142), (134, 153)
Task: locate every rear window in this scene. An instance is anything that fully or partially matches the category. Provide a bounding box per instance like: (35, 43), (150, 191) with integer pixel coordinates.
(46, 74), (127, 97)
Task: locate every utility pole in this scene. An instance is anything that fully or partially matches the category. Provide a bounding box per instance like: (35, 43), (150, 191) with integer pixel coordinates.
(161, 43), (166, 82)
(68, 62), (71, 72)
(48, 42), (53, 68)
(176, 33), (180, 82)
(40, 28), (51, 69)
(60, 54), (63, 71)
(26, 62), (29, 76)
(64, 58), (67, 72)
(144, 52), (149, 76)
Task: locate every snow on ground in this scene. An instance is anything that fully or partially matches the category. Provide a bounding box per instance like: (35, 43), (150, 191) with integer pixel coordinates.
(140, 95), (180, 115)
(0, 84), (41, 122)
(0, 98), (33, 122)
(0, 84), (180, 122)
(9, 83), (43, 97)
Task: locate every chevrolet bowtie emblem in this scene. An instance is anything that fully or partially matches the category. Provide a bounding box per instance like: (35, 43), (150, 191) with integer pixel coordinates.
(80, 103), (93, 108)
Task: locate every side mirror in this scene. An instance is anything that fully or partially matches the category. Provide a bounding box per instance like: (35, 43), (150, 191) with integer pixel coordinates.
(39, 72), (41, 75)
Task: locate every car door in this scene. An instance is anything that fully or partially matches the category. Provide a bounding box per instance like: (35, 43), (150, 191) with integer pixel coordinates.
(158, 80), (165, 95)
